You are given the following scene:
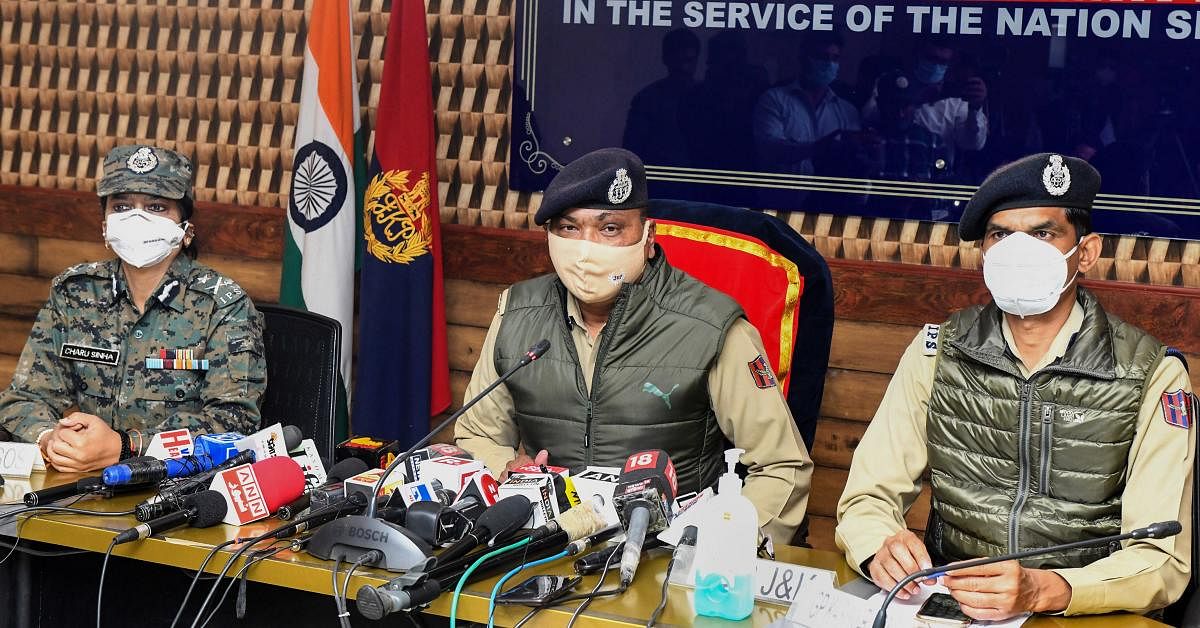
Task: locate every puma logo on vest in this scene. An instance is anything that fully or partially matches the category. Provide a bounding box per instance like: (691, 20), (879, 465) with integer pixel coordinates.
(642, 382), (679, 409)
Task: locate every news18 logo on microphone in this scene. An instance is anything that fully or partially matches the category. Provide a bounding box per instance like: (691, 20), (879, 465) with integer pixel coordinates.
(622, 450), (677, 495)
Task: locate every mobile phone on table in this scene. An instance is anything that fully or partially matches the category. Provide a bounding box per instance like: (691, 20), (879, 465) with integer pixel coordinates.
(915, 592), (973, 626)
(494, 575), (582, 606)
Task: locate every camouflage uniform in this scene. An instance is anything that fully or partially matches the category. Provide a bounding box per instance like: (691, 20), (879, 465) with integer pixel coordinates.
(0, 144), (266, 453)
(0, 255), (265, 452)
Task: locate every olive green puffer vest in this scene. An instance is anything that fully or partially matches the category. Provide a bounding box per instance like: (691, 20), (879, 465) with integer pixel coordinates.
(495, 250), (743, 495)
(926, 288), (1165, 569)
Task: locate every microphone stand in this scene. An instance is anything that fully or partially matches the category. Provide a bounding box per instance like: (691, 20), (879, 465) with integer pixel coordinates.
(364, 339), (549, 520)
(871, 521), (1183, 628)
(307, 340), (550, 571)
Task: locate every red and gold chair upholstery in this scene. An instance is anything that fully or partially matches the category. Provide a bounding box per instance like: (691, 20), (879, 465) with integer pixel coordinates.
(648, 199), (833, 450)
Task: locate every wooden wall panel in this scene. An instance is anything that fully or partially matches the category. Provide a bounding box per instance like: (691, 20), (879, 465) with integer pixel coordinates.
(0, 234), (35, 274)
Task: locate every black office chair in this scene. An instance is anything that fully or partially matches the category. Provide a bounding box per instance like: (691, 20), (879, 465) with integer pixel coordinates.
(256, 303), (341, 463)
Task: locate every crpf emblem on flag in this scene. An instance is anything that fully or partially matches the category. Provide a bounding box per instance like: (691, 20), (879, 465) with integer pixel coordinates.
(364, 169), (433, 264)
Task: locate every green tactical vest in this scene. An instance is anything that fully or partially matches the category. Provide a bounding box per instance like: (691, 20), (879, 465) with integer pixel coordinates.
(495, 250), (743, 495)
(926, 288), (1165, 569)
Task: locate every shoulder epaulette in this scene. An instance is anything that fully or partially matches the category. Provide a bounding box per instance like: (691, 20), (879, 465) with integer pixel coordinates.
(921, 323), (941, 356)
(1166, 347), (1190, 372)
(189, 270), (247, 308)
(52, 261), (112, 288)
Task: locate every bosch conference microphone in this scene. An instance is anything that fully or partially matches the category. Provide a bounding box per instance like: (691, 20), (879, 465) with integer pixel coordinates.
(307, 339), (551, 572)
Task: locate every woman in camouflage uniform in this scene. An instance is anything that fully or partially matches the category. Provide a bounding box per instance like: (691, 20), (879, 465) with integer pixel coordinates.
(0, 145), (266, 472)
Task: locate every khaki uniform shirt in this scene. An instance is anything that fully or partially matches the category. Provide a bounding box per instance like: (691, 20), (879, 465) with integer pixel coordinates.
(0, 255), (266, 453)
(836, 303), (1194, 615)
(455, 289), (814, 543)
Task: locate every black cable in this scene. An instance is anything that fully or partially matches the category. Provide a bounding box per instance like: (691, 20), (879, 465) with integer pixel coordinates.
(169, 539), (238, 628)
(96, 537), (118, 628)
(234, 540), (297, 620)
(512, 607), (541, 628)
(0, 499), (100, 566)
(645, 556), (677, 627)
(196, 542), (293, 628)
(187, 507), (340, 628)
(0, 538), (88, 557)
(331, 557), (345, 627)
(0, 504), (137, 524)
(564, 541), (624, 628)
(339, 552), (376, 628)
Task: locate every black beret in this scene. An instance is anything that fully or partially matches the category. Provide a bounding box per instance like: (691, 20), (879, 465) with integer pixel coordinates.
(959, 153), (1100, 241)
(535, 148), (648, 225)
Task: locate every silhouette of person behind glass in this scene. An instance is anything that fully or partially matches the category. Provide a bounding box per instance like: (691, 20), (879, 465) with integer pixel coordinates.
(623, 28), (701, 168)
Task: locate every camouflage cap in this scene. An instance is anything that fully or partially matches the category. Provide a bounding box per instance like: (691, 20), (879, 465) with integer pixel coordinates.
(97, 145), (194, 202)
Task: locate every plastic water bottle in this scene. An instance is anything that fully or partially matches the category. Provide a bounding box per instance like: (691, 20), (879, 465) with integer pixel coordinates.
(692, 448), (758, 620)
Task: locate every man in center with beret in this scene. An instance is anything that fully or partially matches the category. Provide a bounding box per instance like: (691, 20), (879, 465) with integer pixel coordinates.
(455, 147), (813, 544)
(836, 153), (1194, 618)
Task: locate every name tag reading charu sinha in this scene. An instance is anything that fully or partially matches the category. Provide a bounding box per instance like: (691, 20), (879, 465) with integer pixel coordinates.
(59, 343), (120, 366)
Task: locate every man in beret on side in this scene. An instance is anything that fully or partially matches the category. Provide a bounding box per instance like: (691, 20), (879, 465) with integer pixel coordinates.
(454, 147), (813, 545)
(836, 153), (1194, 619)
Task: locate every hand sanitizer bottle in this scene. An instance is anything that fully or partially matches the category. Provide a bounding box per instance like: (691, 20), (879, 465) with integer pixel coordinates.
(693, 448), (758, 620)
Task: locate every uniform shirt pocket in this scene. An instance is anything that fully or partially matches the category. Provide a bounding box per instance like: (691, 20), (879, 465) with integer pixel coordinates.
(135, 368), (205, 419)
(228, 334), (266, 384)
(71, 361), (117, 400)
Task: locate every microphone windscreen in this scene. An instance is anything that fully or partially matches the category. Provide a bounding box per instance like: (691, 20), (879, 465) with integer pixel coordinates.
(326, 457), (369, 483)
(476, 495), (533, 539)
(556, 499), (610, 541)
(186, 490), (229, 527)
(252, 456), (307, 512)
(282, 425), (304, 451)
(1151, 520), (1184, 538)
(528, 339), (551, 359)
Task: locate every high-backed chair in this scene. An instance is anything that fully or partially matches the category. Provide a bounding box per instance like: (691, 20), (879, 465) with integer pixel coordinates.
(647, 199), (834, 451)
(256, 303), (341, 462)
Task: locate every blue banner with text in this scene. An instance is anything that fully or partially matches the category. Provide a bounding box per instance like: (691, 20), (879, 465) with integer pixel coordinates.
(511, 0), (1200, 239)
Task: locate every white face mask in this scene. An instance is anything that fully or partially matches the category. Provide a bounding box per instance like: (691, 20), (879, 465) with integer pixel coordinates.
(983, 232), (1078, 318)
(547, 221), (651, 305)
(104, 209), (188, 269)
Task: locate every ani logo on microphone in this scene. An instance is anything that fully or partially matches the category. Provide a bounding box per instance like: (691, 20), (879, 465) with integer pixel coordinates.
(364, 169), (433, 264)
(222, 465), (267, 523)
(289, 140), (348, 233)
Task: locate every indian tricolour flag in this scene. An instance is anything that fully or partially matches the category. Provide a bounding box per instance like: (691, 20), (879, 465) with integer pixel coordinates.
(281, 0), (363, 439)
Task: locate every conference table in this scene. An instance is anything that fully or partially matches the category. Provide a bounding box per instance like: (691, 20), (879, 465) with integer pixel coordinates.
(0, 471), (1168, 627)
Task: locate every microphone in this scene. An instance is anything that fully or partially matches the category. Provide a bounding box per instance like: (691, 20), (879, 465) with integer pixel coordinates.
(113, 490), (227, 545)
(361, 338), (551, 521)
(102, 453), (220, 486)
(519, 339), (551, 365)
(24, 476), (157, 507)
(870, 520), (1184, 628)
(433, 495), (533, 565)
(134, 450), (257, 521)
(277, 457), (369, 520)
(529, 498), (611, 543)
(612, 450), (677, 587)
(306, 340), (551, 574)
(211, 455), (306, 525)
